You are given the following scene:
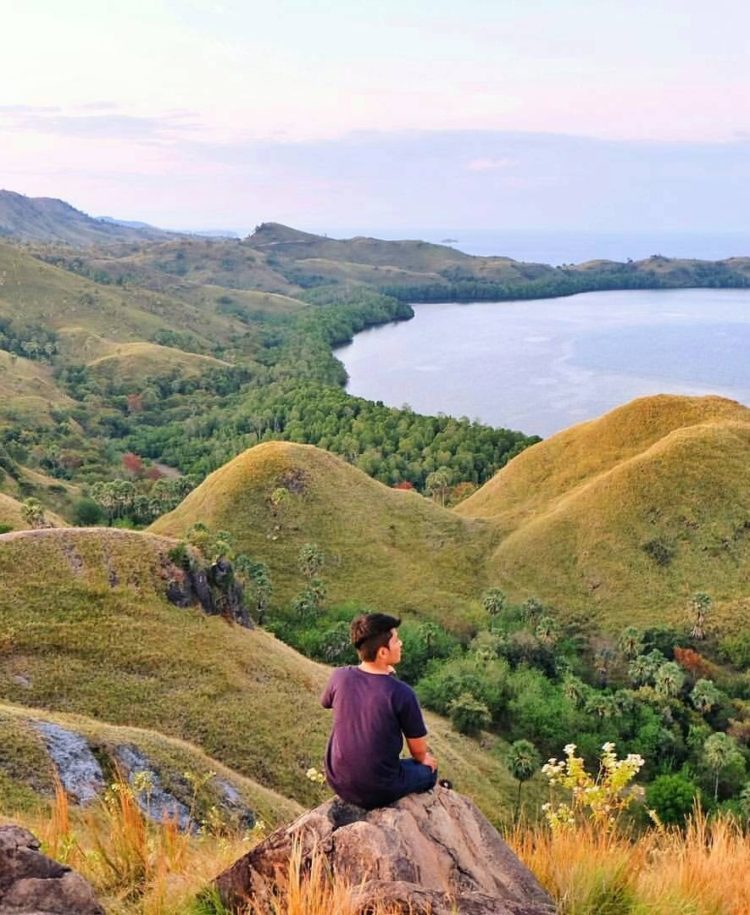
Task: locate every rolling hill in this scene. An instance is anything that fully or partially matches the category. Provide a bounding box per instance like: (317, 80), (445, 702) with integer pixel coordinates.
(0, 189), (175, 245)
(457, 395), (750, 628)
(149, 441), (493, 630)
(0, 526), (517, 819)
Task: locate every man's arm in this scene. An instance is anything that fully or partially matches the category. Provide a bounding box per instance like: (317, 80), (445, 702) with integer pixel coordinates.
(406, 736), (437, 771)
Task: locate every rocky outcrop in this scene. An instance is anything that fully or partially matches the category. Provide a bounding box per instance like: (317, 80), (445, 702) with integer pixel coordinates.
(0, 825), (104, 915)
(33, 722), (105, 805)
(166, 558), (252, 628)
(213, 789), (555, 915)
(113, 744), (194, 832)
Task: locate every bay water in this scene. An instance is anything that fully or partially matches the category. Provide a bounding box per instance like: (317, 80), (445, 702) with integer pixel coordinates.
(335, 288), (750, 437)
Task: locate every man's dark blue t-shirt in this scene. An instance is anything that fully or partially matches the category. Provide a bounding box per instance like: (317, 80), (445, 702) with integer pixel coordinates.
(321, 666), (427, 808)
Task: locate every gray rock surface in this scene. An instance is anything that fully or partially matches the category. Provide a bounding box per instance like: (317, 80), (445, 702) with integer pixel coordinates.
(213, 788), (556, 915)
(33, 723), (104, 805)
(217, 779), (256, 831)
(113, 744), (194, 831)
(0, 825), (104, 914)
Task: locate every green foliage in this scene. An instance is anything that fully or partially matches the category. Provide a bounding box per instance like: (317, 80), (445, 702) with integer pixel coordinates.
(481, 587), (507, 618)
(20, 497), (46, 529)
(72, 497), (104, 526)
(690, 679), (722, 715)
(0, 523), (12, 534)
(719, 631), (750, 669)
(448, 691), (491, 736)
(702, 732), (746, 801)
(646, 773), (699, 825)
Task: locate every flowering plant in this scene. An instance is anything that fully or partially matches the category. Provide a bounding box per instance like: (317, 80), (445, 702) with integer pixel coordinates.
(541, 742), (645, 831)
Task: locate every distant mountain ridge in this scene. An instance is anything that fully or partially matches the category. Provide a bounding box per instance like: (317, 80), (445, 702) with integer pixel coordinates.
(0, 189), (176, 245)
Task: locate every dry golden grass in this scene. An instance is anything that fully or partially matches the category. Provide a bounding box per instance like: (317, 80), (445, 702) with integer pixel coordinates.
(6, 777), (253, 915)
(457, 395), (750, 627)
(508, 811), (750, 915)
(150, 440), (492, 629)
(9, 787), (750, 915)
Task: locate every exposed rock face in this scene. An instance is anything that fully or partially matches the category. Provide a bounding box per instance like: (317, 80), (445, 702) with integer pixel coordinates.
(33, 722), (104, 805)
(113, 744), (194, 832)
(0, 825), (104, 914)
(213, 789), (555, 915)
(166, 558), (253, 628)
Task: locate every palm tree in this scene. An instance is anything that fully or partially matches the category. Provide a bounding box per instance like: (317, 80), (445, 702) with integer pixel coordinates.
(618, 626), (644, 660)
(505, 739), (541, 818)
(655, 661), (685, 699)
(690, 679), (721, 715)
(690, 592), (712, 640)
(704, 732), (742, 802)
(481, 588), (507, 618)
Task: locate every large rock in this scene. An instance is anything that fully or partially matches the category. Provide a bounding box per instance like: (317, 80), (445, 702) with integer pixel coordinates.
(213, 789), (555, 914)
(0, 825), (104, 914)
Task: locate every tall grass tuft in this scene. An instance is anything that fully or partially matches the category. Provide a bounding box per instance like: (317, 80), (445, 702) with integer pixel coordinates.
(508, 809), (750, 915)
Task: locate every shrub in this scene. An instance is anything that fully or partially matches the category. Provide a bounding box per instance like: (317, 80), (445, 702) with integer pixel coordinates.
(719, 632), (750, 670)
(448, 692), (491, 736)
(642, 537), (675, 566)
(646, 773), (699, 825)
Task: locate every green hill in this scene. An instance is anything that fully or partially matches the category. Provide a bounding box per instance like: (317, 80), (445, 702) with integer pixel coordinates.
(457, 395), (750, 628)
(0, 189), (175, 245)
(0, 242), (239, 350)
(0, 493), (68, 530)
(149, 441), (492, 629)
(0, 526), (517, 818)
(0, 701), (301, 824)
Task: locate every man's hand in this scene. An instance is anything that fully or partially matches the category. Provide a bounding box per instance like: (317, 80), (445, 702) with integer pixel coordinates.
(406, 736), (438, 771)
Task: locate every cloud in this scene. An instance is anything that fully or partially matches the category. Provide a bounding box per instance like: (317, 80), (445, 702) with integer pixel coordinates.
(0, 105), (198, 142)
(466, 157), (517, 171)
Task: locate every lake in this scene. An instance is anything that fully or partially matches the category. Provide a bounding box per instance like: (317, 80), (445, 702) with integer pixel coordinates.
(335, 289), (750, 437)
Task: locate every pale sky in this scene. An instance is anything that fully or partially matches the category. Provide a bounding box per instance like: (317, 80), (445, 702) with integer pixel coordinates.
(2, 0), (749, 234)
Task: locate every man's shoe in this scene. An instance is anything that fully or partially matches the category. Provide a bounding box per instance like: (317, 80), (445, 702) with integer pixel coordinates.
(438, 778), (453, 789)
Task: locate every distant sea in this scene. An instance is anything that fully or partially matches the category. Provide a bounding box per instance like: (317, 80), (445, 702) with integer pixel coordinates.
(318, 228), (750, 266)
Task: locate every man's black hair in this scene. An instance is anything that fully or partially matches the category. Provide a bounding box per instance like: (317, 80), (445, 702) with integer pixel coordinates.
(350, 612), (401, 662)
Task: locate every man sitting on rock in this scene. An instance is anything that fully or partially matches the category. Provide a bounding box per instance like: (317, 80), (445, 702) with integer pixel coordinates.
(321, 612), (438, 809)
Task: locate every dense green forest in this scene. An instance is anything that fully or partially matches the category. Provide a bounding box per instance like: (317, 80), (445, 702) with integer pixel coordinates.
(1, 286), (536, 519)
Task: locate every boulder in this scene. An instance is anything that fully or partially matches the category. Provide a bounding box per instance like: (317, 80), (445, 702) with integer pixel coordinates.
(213, 788), (555, 914)
(0, 825), (104, 915)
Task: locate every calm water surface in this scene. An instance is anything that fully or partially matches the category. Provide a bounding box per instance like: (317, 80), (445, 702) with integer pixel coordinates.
(335, 289), (750, 437)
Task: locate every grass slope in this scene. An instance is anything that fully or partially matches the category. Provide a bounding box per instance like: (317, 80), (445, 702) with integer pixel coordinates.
(0, 242), (240, 352)
(150, 441), (492, 629)
(0, 701), (301, 824)
(0, 493), (67, 530)
(86, 342), (230, 386)
(457, 395), (750, 627)
(0, 527), (516, 818)
(0, 350), (74, 426)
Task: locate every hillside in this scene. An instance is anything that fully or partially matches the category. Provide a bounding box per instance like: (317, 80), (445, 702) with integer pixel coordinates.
(150, 441), (492, 629)
(457, 395), (750, 627)
(0, 700), (301, 825)
(0, 493), (64, 530)
(0, 241), (240, 350)
(0, 189), (174, 246)
(0, 526), (517, 817)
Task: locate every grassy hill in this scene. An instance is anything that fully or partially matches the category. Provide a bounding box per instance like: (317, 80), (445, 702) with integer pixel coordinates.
(0, 701), (301, 824)
(0, 526), (517, 819)
(457, 395), (750, 628)
(0, 189), (174, 246)
(0, 242), (241, 351)
(149, 441), (493, 629)
(0, 493), (64, 530)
